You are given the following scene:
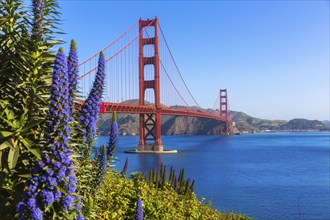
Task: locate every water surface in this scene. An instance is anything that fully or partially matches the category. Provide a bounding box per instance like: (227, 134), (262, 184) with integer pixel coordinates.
(96, 132), (330, 220)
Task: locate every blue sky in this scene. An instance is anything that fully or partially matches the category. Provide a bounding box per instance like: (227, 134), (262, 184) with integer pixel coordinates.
(56, 0), (329, 121)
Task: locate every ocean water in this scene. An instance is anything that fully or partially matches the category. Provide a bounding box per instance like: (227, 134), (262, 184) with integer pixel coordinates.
(96, 132), (330, 220)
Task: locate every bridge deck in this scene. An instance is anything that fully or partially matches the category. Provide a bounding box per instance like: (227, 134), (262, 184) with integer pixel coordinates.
(75, 101), (226, 122)
(100, 102), (225, 121)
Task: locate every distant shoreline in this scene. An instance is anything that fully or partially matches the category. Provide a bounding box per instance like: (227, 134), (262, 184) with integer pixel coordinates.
(102, 130), (330, 137)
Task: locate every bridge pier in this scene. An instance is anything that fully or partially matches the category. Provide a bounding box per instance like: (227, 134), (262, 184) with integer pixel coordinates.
(137, 112), (164, 152)
(138, 144), (164, 152)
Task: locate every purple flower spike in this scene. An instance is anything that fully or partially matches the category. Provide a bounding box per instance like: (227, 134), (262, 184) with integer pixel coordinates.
(97, 145), (107, 187)
(17, 48), (80, 219)
(135, 198), (144, 220)
(67, 39), (79, 118)
(80, 52), (105, 159)
(107, 112), (118, 159)
(32, 0), (45, 40)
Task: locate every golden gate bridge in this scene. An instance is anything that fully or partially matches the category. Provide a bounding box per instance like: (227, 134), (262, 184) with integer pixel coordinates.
(77, 18), (230, 152)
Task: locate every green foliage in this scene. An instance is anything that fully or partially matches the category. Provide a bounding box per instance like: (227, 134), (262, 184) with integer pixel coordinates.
(74, 159), (100, 218)
(0, 0), (60, 217)
(145, 164), (195, 196)
(120, 157), (128, 176)
(93, 170), (251, 220)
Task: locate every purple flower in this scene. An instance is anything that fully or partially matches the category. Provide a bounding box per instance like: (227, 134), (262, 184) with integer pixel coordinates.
(18, 48), (78, 219)
(16, 202), (26, 214)
(32, 0), (45, 40)
(40, 190), (54, 207)
(76, 215), (84, 220)
(54, 190), (61, 201)
(46, 177), (58, 187)
(53, 161), (61, 170)
(79, 52), (105, 160)
(135, 198), (144, 220)
(67, 183), (77, 194)
(37, 161), (45, 169)
(31, 208), (43, 220)
(97, 145), (107, 187)
(27, 198), (37, 210)
(75, 203), (82, 211)
(62, 195), (73, 210)
(67, 39), (79, 117)
(107, 112), (118, 158)
(45, 168), (54, 176)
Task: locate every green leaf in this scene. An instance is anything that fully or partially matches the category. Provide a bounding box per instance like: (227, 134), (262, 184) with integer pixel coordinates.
(0, 151), (2, 169)
(0, 131), (13, 138)
(8, 144), (19, 169)
(22, 159), (29, 166)
(29, 148), (41, 160)
(21, 119), (44, 133)
(11, 119), (20, 130)
(20, 137), (41, 159)
(19, 113), (27, 127)
(57, 186), (69, 195)
(20, 137), (34, 148)
(0, 141), (10, 150)
(5, 109), (15, 121)
(18, 173), (31, 178)
(87, 195), (94, 213)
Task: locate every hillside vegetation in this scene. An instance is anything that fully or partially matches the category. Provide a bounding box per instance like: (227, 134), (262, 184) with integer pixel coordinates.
(97, 107), (329, 135)
(231, 112), (329, 132)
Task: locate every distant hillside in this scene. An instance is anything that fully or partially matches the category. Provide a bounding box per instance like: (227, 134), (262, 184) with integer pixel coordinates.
(229, 111), (288, 132)
(96, 102), (329, 135)
(231, 111), (329, 133)
(323, 120), (330, 126)
(281, 119), (328, 131)
(97, 113), (236, 136)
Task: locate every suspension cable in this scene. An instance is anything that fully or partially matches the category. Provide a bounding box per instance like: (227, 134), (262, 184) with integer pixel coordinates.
(143, 27), (191, 107)
(78, 20), (139, 67)
(159, 23), (201, 108)
(78, 20), (154, 80)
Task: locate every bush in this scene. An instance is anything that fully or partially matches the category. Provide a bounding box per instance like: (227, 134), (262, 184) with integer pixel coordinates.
(94, 170), (251, 220)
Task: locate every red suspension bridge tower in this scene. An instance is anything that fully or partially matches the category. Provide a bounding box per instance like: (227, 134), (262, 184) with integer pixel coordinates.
(138, 18), (164, 152)
(76, 17), (232, 153)
(220, 89), (229, 135)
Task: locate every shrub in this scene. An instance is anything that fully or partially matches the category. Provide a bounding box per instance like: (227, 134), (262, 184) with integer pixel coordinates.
(93, 170), (251, 220)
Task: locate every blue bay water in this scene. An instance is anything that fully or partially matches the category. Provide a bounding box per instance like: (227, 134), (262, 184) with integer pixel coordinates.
(96, 132), (330, 220)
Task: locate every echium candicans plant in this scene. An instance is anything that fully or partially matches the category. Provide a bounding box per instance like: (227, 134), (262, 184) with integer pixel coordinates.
(0, 0), (60, 216)
(79, 52), (105, 162)
(135, 198), (144, 220)
(17, 48), (83, 220)
(107, 112), (118, 160)
(67, 39), (84, 155)
(67, 39), (79, 118)
(31, 0), (45, 42)
(95, 145), (107, 188)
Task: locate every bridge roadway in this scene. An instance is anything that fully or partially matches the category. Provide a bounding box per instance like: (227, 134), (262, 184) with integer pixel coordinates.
(100, 102), (225, 121)
(75, 100), (226, 122)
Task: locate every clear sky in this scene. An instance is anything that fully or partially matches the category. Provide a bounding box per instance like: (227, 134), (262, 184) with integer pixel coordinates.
(55, 0), (329, 121)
